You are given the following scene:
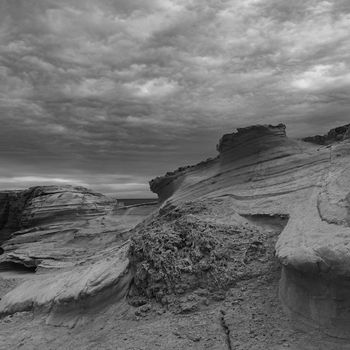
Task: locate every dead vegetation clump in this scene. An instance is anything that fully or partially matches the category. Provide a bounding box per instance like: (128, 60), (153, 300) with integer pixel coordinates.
(129, 200), (279, 303)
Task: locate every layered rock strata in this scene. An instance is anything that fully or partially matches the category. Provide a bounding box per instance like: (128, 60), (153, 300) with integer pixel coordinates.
(303, 123), (350, 145)
(0, 186), (157, 324)
(1, 124), (350, 341)
(0, 185), (115, 269)
(149, 123), (350, 339)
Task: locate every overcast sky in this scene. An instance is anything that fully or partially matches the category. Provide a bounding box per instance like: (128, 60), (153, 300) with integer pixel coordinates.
(0, 0), (349, 197)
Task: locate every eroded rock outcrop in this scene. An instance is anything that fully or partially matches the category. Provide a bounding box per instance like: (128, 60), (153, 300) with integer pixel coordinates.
(0, 243), (131, 325)
(216, 123), (287, 153)
(148, 123), (350, 339)
(0, 190), (30, 243)
(0, 185), (115, 269)
(19, 185), (110, 228)
(0, 186), (109, 235)
(149, 157), (217, 202)
(302, 123), (350, 145)
(2, 123), (350, 342)
(130, 198), (287, 304)
(0, 186), (157, 324)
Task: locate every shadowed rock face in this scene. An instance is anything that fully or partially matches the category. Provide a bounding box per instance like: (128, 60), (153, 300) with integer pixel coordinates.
(302, 123), (350, 145)
(0, 185), (157, 323)
(216, 123), (287, 153)
(0, 186), (109, 240)
(149, 124), (350, 339)
(0, 191), (23, 243)
(149, 158), (217, 202)
(0, 185), (115, 268)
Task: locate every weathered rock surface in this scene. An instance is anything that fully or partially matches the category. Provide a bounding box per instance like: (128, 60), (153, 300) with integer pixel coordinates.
(149, 123), (350, 339)
(149, 158), (217, 202)
(302, 123), (350, 145)
(0, 243), (131, 324)
(0, 185), (115, 269)
(0, 185), (110, 230)
(130, 197), (287, 302)
(0, 190), (28, 243)
(1, 123), (350, 347)
(0, 186), (157, 322)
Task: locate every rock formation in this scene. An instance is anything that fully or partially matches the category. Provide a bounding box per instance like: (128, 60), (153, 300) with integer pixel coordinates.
(129, 198), (287, 303)
(0, 185), (157, 323)
(149, 123), (350, 339)
(0, 185), (115, 269)
(1, 124), (350, 346)
(302, 123), (350, 145)
(0, 190), (34, 243)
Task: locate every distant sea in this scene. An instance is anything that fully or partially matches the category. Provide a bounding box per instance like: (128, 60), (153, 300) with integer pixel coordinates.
(117, 198), (158, 206)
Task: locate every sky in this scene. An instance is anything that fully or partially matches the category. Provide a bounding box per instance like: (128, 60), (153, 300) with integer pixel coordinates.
(0, 0), (349, 197)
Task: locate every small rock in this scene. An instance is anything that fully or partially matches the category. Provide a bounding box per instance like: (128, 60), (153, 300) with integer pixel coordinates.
(128, 296), (148, 307)
(156, 309), (165, 315)
(179, 302), (198, 314)
(139, 304), (151, 313)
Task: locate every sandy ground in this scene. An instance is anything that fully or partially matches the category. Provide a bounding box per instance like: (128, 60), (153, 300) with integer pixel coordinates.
(1, 263), (347, 350)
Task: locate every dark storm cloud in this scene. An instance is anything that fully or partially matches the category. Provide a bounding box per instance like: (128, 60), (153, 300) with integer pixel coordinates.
(0, 0), (349, 196)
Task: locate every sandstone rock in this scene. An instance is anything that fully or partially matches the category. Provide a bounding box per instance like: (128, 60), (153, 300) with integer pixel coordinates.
(18, 185), (111, 228)
(0, 243), (131, 323)
(0, 185), (117, 270)
(302, 123), (350, 145)
(0, 185), (110, 234)
(149, 157), (217, 202)
(0, 186), (158, 321)
(216, 123), (286, 153)
(148, 124), (350, 338)
(2, 123), (350, 341)
(343, 125), (350, 140)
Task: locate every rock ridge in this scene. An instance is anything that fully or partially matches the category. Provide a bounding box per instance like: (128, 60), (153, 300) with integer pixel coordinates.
(302, 123), (350, 145)
(0, 185), (116, 269)
(216, 123), (286, 153)
(150, 123), (295, 201)
(146, 123), (350, 338)
(0, 185), (110, 236)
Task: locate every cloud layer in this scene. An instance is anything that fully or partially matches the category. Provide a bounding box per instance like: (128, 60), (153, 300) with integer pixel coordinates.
(0, 0), (349, 196)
